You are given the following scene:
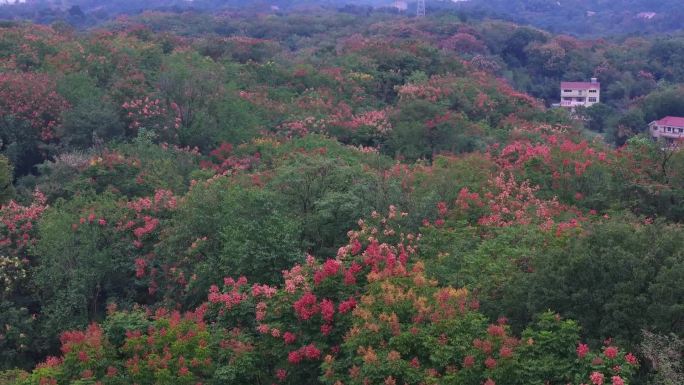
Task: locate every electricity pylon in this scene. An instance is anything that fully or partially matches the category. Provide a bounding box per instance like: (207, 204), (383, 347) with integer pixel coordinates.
(417, 0), (426, 17)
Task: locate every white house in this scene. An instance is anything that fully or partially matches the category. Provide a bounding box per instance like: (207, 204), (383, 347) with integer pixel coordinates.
(559, 78), (600, 108)
(649, 116), (684, 144)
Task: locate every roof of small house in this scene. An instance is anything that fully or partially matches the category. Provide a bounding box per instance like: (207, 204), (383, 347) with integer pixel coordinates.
(560, 81), (600, 90)
(653, 116), (684, 128)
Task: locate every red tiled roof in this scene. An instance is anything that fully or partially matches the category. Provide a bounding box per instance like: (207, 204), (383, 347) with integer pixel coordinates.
(560, 81), (600, 90)
(654, 116), (684, 128)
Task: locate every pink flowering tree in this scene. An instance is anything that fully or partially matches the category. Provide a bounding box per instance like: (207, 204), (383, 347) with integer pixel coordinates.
(0, 190), (48, 369)
(489, 131), (616, 210)
(0, 72), (70, 173)
(0, 72), (69, 143)
(198, 142), (261, 175)
(122, 97), (181, 142)
(439, 172), (585, 237)
(0, 190), (48, 260)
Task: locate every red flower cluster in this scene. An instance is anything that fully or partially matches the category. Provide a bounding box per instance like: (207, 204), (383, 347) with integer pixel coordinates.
(313, 259), (342, 285)
(487, 324), (505, 337)
(283, 332), (297, 344)
(59, 324), (103, 354)
(287, 344), (321, 364)
(320, 298), (335, 323)
(293, 292), (319, 320)
(199, 142), (260, 174)
(338, 297), (357, 314)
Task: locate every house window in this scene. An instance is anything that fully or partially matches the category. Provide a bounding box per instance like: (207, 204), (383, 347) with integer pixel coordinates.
(589, 89), (597, 93)
(563, 89), (572, 92)
(588, 97), (597, 102)
(667, 127), (672, 132)
(679, 128), (683, 133)
(563, 97), (572, 101)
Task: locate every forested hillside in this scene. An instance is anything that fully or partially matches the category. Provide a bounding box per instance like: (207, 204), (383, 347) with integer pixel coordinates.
(0, 8), (682, 385)
(463, 0), (684, 36)
(4, 0), (684, 37)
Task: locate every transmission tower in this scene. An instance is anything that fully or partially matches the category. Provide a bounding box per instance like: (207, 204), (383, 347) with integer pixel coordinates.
(417, 0), (426, 17)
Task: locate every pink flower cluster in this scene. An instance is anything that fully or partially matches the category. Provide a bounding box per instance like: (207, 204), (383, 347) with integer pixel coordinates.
(207, 277), (249, 310)
(282, 265), (309, 294)
(133, 216), (159, 239)
(127, 189), (177, 213)
(122, 97), (181, 133)
(331, 109), (392, 134)
(0, 190), (47, 256)
(0, 72), (69, 141)
(577, 343), (590, 358)
(251, 284), (277, 298)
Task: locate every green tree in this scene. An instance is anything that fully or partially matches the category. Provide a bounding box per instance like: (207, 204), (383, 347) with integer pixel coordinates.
(180, 94), (263, 151)
(509, 219), (684, 348)
(159, 182), (302, 305)
(606, 108), (645, 145)
(514, 312), (582, 385)
(157, 52), (224, 129)
(59, 98), (124, 148)
(0, 155), (14, 204)
(502, 27), (548, 67)
(269, 154), (379, 255)
(218, 187), (302, 284)
(32, 194), (138, 348)
(640, 86), (684, 123)
(578, 103), (616, 133)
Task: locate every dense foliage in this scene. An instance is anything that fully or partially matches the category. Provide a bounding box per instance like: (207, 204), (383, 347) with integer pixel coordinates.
(462, 0), (684, 37)
(0, 6), (682, 385)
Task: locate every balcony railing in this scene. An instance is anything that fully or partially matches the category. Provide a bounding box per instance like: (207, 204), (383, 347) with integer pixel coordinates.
(560, 100), (588, 107)
(655, 131), (684, 139)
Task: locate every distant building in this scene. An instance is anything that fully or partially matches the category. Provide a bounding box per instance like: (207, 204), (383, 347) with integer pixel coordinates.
(393, 1), (407, 11)
(649, 116), (684, 144)
(560, 78), (600, 108)
(636, 12), (657, 20)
